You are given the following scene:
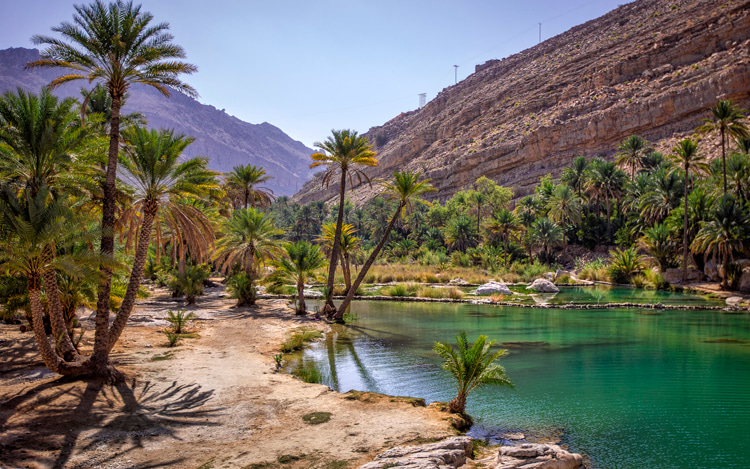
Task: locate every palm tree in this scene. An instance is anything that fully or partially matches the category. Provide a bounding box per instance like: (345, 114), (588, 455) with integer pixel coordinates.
(691, 194), (749, 289)
(214, 208), (283, 305)
(433, 332), (512, 416)
(529, 218), (563, 263)
(29, 0), (197, 379)
(110, 126), (219, 347)
(638, 223), (678, 272)
(225, 164), (274, 209)
(616, 135), (651, 181)
(466, 190), (487, 237)
(445, 216), (479, 252)
(638, 166), (684, 226)
(316, 223), (360, 294)
(310, 129), (377, 312)
(78, 84), (145, 133)
(586, 159), (626, 236)
(669, 138), (704, 282)
(0, 185), (89, 375)
(0, 87), (88, 197)
(696, 100), (749, 195)
(561, 156), (589, 200)
(547, 184), (582, 263)
(270, 241), (326, 314)
(335, 171), (434, 320)
(487, 208), (518, 266)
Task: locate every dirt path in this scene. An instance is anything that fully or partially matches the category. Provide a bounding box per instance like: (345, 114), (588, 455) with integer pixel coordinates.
(0, 296), (454, 469)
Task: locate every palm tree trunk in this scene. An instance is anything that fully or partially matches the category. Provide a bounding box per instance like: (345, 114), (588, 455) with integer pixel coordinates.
(683, 163), (689, 283)
(562, 218), (567, 263)
(296, 276), (306, 315)
(106, 206), (157, 353)
(341, 252), (352, 295)
(28, 275), (62, 374)
(42, 268), (77, 361)
(605, 193), (611, 238)
(334, 203), (404, 320)
(721, 128), (727, 196)
(91, 94), (122, 377)
(324, 172), (347, 312)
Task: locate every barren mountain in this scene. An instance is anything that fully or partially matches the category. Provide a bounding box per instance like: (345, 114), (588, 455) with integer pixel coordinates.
(0, 47), (315, 196)
(295, 0), (750, 205)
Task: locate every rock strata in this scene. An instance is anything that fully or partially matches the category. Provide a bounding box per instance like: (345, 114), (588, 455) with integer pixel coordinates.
(360, 436), (473, 469)
(496, 443), (584, 469)
(296, 0), (750, 205)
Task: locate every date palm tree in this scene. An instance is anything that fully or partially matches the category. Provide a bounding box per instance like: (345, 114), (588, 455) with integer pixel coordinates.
(669, 138), (705, 282)
(433, 332), (512, 417)
(691, 194), (749, 289)
(586, 160), (626, 237)
(561, 155), (589, 200)
(529, 217), (563, 264)
(547, 184), (582, 263)
(110, 126), (219, 349)
(696, 100), (749, 196)
(616, 135), (651, 181)
(270, 241), (326, 315)
(638, 223), (678, 272)
(317, 223), (360, 295)
(487, 208), (518, 266)
(214, 208), (283, 305)
(335, 171), (434, 320)
(310, 129), (377, 312)
(29, 0), (197, 379)
(225, 164), (274, 209)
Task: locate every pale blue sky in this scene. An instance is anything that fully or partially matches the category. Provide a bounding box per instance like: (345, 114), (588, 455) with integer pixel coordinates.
(1, 0), (628, 147)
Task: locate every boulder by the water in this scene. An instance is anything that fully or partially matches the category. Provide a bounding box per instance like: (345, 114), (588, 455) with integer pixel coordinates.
(738, 268), (750, 293)
(360, 436), (473, 469)
(528, 279), (559, 293)
(303, 289), (323, 298)
(496, 443), (584, 469)
(664, 268), (704, 284)
(475, 281), (512, 295)
(726, 296), (745, 307)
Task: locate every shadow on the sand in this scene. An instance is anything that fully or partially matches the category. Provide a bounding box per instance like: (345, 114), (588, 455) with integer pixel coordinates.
(0, 376), (220, 468)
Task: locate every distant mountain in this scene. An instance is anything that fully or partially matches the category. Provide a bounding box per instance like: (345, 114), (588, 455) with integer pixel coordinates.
(295, 0), (750, 205)
(0, 47), (315, 196)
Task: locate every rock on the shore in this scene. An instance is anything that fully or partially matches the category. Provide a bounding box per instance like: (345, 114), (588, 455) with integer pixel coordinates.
(705, 259), (719, 282)
(360, 436), (473, 469)
(528, 279), (559, 293)
(663, 268), (704, 284)
(738, 268), (750, 293)
(475, 281), (512, 295)
(496, 443), (584, 469)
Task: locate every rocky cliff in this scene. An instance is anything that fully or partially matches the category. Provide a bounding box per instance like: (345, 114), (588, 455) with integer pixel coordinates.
(295, 0), (750, 205)
(0, 47), (315, 196)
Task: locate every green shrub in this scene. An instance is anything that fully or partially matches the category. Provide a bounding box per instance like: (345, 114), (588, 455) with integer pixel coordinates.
(607, 247), (645, 284)
(644, 269), (669, 290)
(170, 264), (209, 304)
(385, 284), (411, 297)
(281, 329), (322, 353)
(576, 258), (609, 282)
(450, 251), (472, 268)
(164, 331), (181, 347)
(228, 272), (256, 305)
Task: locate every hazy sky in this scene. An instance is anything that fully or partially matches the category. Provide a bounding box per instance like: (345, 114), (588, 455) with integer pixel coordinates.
(1, 0), (628, 148)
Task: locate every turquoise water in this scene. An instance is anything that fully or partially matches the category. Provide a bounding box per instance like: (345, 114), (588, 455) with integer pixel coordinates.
(297, 292), (750, 469)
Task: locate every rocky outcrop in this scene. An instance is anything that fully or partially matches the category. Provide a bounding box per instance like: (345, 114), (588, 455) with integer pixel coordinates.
(295, 0), (750, 205)
(528, 279), (560, 293)
(475, 281), (512, 295)
(0, 47), (316, 196)
(496, 443), (584, 469)
(360, 436), (473, 469)
(663, 268), (704, 284)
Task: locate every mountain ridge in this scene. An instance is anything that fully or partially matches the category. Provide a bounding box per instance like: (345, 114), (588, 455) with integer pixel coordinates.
(0, 47), (315, 196)
(294, 0), (750, 205)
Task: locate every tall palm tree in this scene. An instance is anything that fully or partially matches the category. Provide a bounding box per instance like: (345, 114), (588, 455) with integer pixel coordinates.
(29, 0), (197, 379)
(467, 190), (487, 237)
(214, 208), (283, 305)
(586, 159), (626, 237)
(669, 138), (704, 282)
(110, 126), (219, 350)
(433, 332), (512, 416)
(310, 129), (377, 311)
(692, 195), (748, 289)
(225, 164), (274, 209)
(445, 215), (480, 253)
(487, 208), (518, 266)
(270, 241), (326, 315)
(615, 135), (651, 181)
(335, 171), (434, 320)
(638, 166), (684, 226)
(561, 155), (589, 200)
(696, 100), (749, 195)
(78, 84), (145, 133)
(638, 223), (678, 272)
(547, 184), (582, 263)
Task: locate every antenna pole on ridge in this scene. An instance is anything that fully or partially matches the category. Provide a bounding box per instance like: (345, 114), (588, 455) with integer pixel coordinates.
(453, 65), (459, 84)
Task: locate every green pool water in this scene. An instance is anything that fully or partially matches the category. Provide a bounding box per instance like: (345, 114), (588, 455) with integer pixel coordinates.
(297, 291), (750, 469)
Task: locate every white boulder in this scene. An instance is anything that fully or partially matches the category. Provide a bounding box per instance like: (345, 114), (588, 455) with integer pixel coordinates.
(475, 281), (512, 296)
(528, 278), (559, 293)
